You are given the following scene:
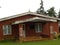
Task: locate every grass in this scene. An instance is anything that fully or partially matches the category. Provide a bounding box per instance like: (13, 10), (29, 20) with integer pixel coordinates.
(0, 39), (60, 45)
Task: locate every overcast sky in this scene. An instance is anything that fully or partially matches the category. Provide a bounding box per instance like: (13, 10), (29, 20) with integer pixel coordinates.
(0, 0), (60, 18)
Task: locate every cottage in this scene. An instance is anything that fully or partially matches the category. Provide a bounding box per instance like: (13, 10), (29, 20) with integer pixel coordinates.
(0, 11), (60, 41)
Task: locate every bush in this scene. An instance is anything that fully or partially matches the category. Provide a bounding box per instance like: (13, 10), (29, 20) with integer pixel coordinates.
(58, 35), (60, 38)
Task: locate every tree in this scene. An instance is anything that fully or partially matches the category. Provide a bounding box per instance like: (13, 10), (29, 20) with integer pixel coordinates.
(58, 10), (60, 18)
(47, 7), (56, 17)
(36, 0), (45, 15)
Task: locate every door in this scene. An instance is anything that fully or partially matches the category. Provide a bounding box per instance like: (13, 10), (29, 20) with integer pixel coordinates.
(12, 24), (19, 39)
(23, 24), (26, 37)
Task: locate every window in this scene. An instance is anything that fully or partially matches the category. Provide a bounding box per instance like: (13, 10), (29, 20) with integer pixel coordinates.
(30, 24), (35, 29)
(3, 25), (12, 35)
(23, 24), (25, 30)
(35, 23), (42, 32)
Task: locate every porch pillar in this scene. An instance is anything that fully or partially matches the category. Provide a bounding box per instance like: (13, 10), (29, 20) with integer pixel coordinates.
(19, 24), (24, 42)
(49, 25), (54, 39)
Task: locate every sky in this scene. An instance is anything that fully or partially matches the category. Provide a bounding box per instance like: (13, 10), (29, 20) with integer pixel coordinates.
(0, 0), (60, 18)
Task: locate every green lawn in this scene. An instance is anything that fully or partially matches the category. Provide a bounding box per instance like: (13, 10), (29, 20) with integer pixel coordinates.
(0, 39), (60, 45)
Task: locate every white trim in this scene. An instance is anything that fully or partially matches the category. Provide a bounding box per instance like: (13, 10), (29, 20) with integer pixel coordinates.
(12, 17), (57, 24)
(35, 23), (42, 32)
(50, 26), (53, 34)
(0, 12), (59, 21)
(3, 25), (12, 35)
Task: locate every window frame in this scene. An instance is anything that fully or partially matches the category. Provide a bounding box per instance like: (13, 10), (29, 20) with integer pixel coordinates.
(35, 23), (42, 33)
(3, 25), (12, 35)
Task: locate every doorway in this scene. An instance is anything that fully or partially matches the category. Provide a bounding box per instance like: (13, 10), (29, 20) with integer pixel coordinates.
(12, 24), (19, 39)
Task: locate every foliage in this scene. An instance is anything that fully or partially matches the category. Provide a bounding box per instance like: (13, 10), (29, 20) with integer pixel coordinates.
(36, 0), (46, 15)
(47, 7), (56, 17)
(36, 0), (56, 17)
(58, 10), (60, 18)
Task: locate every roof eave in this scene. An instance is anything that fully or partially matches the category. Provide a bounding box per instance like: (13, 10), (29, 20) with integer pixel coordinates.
(0, 12), (59, 21)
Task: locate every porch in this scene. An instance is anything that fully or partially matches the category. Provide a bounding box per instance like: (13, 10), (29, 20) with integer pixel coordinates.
(11, 22), (50, 42)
